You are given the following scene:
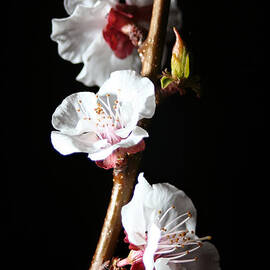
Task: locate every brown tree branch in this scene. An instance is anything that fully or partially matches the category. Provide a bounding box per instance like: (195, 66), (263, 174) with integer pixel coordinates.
(89, 153), (142, 270)
(89, 1), (171, 269)
(139, 0), (171, 80)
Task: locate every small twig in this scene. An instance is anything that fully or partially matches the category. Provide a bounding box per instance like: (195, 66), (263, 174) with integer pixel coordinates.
(89, 1), (171, 269)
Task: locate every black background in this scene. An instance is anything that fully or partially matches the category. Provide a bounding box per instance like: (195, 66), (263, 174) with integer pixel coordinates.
(4, 1), (265, 269)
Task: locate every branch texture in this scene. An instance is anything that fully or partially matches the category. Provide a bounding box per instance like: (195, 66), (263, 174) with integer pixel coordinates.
(90, 154), (142, 270)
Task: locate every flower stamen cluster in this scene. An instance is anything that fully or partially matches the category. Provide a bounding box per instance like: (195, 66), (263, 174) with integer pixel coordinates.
(119, 174), (220, 270)
(153, 206), (211, 264)
(51, 70), (155, 170)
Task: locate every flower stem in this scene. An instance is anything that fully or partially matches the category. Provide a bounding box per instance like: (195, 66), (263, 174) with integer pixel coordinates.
(139, 0), (171, 81)
(89, 154), (142, 270)
(89, 1), (171, 269)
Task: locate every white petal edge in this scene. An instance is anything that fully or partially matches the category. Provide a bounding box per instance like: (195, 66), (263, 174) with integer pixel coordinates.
(51, 2), (110, 64)
(146, 183), (197, 233)
(143, 223), (161, 270)
(51, 92), (97, 135)
(98, 70), (156, 118)
(64, 0), (100, 15)
(121, 174), (197, 246)
(183, 242), (221, 270)
(51, 131), (107, 155)
(154, 259), (176, 270)
(116, 126), (149, 147)
(121, 172), (152, 246)
(154, 242), (221, 270)
(88, 126), (148, 161)
(76, 36), (141, 87)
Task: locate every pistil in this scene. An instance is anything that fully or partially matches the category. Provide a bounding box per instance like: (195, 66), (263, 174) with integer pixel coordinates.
(94, 95), (124, 145)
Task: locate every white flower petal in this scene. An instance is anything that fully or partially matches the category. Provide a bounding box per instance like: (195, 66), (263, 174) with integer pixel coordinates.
(88, 126), (148, 161)
(75, 118), (98, 134)
(51, 131), (107, 155)
(64, 0), (99, 15)
(137, 172), (152, 188)
(76, 35), (141, 87)
(143, 223), (161, 270)
(121, 174), (197, 246)
(117, 102), (139, 134)
(148, 183), (196, 232)
(154, 259), (178, 270)
(183, 242), (221, 270)
(88, 143), (115, 161)
(121, 173), (152, 246)
(154, 243), (220, 270)
(99, 70), (155, 119)
(51, 2), (111, 64)
(116, 126), (148, 147)
(52, 92), (97, 135)
(146, 183), (197, 233)
(114, 118), (138, 139)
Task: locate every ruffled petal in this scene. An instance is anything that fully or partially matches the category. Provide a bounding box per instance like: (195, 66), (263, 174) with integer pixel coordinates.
(51, 131), (107, 155)
(64, 0), (99, 15)
(98, 70), (155, 119)
(51, 92), (97, 135)
(51, 2), (111, 64)
(76, 35), (141, 87)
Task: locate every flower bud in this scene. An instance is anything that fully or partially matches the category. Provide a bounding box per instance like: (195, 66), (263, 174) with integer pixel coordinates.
(171, 27), (190, 80)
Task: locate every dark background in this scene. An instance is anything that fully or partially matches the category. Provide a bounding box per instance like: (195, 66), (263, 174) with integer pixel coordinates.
(4, 1), (264, 269)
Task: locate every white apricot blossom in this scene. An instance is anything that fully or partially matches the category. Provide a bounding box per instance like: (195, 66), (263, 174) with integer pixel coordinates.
(51, 0), (182, 87)
(51, 70), (155, 169)
(119, 173), (221, 270)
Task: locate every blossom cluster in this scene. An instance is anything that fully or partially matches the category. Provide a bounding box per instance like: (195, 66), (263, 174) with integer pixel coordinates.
(51, 0), (181, 86)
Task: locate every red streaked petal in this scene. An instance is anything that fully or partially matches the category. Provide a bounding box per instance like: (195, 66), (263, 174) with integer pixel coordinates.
(103, 24), (134, 59)
(107, 8), (133, 32)
(102, 5), (152, 59)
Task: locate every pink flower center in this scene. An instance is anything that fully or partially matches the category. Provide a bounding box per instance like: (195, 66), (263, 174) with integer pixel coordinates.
(94, 94), (124, 144)
(93, 94), (145, 169)
(103, 4), (152, 59)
